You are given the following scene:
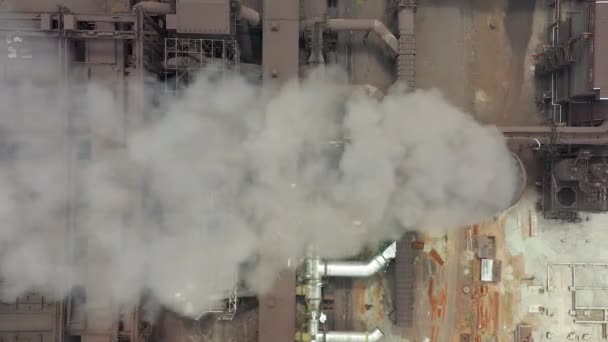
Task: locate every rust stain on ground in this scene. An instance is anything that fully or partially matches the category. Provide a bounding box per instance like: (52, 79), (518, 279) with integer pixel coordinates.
(429, 249), (445, 266)
(454, 210), (524, 342)
(428, 275), (448, 322)
(353, 281), (366, 316)
(375, 278), (384, 322)
(493, 292), (500, 333)
(437, 286), (447, 320)
(428, 276), (435, 307)
(430, 326), (439, 342)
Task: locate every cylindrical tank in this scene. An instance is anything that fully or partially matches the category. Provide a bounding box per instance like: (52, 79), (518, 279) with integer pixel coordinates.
(505, 152), (527, 211)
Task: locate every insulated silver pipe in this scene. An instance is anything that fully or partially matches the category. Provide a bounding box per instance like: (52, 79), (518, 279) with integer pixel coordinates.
(317, 328), (385, 342)
(305, 257), (323, 312)
(324, 242), (397, 277)
(327, 19), (399, 55)
(303, 244), (395, 342)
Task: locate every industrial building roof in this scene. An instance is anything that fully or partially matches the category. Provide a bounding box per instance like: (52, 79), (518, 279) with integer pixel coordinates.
(594, 2), (608, 99)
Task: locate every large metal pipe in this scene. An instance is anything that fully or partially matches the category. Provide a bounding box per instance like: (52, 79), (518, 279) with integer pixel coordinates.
(303, 0), (327, 66)
(305, 257), (323, 312)
(239, 4), (261, 27)
(235, 2), (260, 62)
(318, 329), (385, 342)
(327, 19), (399, 55)
(323, 242), (397, 277)
(133, 1), (172, 15)
(501, 122), (608, 145)
(303, 243), (396, 342)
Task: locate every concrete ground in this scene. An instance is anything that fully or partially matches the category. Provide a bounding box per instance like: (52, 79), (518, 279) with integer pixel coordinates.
(505, 194), (608, 341)
(396, 194), (608, 341)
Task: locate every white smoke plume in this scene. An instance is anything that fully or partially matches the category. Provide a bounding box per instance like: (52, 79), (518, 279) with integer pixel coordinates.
(0, 68), (519, 317)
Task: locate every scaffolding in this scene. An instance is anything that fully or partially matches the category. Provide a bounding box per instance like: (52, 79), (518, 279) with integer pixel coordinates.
(164, 37), (239, 92)
(192, 274), (239, 321)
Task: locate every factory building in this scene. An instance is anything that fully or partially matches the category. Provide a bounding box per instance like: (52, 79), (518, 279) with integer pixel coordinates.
(0, 1), (606, 342)
(535, 0), (608, 126)
(531, 0), (608, 221)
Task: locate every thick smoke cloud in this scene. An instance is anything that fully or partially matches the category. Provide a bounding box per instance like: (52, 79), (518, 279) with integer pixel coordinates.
(0, 69), (518, 318)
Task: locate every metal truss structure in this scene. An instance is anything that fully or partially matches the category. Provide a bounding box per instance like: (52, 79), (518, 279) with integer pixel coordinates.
(164, 37), (239, 92)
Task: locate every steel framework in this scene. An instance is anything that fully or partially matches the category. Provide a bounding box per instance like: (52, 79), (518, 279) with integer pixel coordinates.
(193, 274), (239, 321)
(164, 37), (239, 92)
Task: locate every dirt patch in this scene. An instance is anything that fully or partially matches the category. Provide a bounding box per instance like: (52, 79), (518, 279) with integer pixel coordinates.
(469, 0), (546, 125)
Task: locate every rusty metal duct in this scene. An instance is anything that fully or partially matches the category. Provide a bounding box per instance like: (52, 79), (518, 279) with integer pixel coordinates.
(327, 19), (399, 55)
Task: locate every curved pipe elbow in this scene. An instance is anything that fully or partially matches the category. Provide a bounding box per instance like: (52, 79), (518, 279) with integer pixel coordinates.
(240, 4), (261, 27)
(327, 19), (398, 55)
(371, 20), (399, 55)
(367, 328), (385, 342)
(133, 1), (172, 15)
(324, 260), (380, 277)
(324, 242), (396, 277)
(318, 328), (384, 342)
